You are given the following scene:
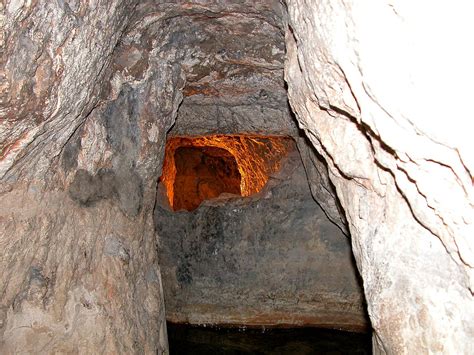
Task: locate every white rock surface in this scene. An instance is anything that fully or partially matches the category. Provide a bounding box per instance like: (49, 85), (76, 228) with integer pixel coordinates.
(285, 0), (474, 353)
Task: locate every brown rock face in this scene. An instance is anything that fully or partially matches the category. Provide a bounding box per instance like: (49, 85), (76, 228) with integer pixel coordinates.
(155, 150), (368, 332)
(1, 0), (185, 353)
(173, 146), (242, 211)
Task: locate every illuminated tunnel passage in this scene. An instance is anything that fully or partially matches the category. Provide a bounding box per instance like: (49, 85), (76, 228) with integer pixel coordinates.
(160, 135), (294, 211)
(173, 146), (242, 211)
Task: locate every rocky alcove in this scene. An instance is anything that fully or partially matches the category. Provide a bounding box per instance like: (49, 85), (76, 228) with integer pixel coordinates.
(1, 1), (473, 354)
(160, 135), (294, 211)
(170, 144), (242, 211)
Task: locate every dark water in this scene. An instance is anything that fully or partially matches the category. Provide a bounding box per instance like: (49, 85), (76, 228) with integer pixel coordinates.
(168, 323), (372, 355)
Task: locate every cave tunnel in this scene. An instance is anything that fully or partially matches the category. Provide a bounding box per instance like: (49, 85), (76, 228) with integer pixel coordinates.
(161, 135), (294, 211)
(154, 98), (371, 352)
(1, 1), (473, 354)
(171, 145), (242, 211)
(147, 6), (372, 350)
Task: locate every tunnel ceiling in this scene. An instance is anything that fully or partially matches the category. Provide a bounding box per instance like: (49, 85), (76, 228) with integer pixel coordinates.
(126, 2), (294, 130)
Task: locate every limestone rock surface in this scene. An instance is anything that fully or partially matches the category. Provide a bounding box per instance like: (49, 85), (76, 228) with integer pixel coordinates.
(155, 151), (368, 331)
(285, 0), (474, 353)
(1, 1), (184, 353)
(3, 0), (472, 353)
(1, 0), (137, 183)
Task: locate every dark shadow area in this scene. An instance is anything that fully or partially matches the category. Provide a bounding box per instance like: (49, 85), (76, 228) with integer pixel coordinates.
(173, 146), (242, 211)
(168, 323), (372, 355)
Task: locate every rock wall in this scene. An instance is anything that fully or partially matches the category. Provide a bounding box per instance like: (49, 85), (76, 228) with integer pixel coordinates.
(166, 3), (296, 138)
(172, 146), (242, 211)
(285, 0), (474, 353)
(0, 191), (167, 353)
(1, 1), (301, 353)
(1, 0), (136, 182)
(155, 150), (368, 331)
(1, 1), (185, 352)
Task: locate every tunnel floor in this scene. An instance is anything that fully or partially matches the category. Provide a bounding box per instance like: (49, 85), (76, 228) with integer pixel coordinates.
(167, 323), (372, 355)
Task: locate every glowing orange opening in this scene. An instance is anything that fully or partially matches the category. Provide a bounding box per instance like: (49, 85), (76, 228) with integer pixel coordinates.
(160, 135), (294, 211)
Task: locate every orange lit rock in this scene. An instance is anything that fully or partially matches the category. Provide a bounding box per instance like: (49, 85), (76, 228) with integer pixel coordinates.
(161, 135), (294, 210)
(173, 146), (241, 211)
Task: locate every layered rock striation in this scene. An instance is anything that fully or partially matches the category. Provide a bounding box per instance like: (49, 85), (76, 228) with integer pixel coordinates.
(285, 0), (474, 353)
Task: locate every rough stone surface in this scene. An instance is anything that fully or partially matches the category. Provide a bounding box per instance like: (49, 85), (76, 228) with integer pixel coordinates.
(1, 0), (185, 352)
(172, 146), (242, 211)
(285, 0), (474, 353)
(3, 0), (472, 353)
(155, 151), (368, 331)
(0, 191), (166, 353)
(0, 1), (303, 353)
(1, 0), (137, 183)
(163, 2), (297, 138)
(297, 137), (349, 235)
